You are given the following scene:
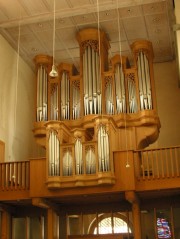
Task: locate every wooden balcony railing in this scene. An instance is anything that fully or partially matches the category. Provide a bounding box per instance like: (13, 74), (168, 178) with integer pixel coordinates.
(0, 146), (180, 194)
(0, 160), (30, 191)
(134, 146), (180, 180)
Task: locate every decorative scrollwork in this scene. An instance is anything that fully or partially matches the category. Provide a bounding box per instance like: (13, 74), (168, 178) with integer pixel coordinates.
(81, 40), (99, 53)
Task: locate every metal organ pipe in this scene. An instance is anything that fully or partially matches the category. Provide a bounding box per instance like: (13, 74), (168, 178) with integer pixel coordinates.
(63, 150), (72, 176)
(48, 130), (60, 176)
(75, 139), (83, 175)
(51, 84), (58, 120)
(60, 71), (70, 120)
(98, 125), (110, 172)
(83, 46), (101, 115)
(72, 82), (80, 120)
(137, 51), (152, 110)
(115, 64), (126, 114)
(128, 79), (138, 113)
(105, 80), (114, 115)
(37, 65), (48, 121)
(86, 147), (96, 174)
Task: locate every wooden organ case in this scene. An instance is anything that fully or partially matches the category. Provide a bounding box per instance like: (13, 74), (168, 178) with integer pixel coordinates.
(33, 28), (160, 189)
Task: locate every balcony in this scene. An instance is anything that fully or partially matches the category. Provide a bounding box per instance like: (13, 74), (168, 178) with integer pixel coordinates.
(0, 146), (179, 201)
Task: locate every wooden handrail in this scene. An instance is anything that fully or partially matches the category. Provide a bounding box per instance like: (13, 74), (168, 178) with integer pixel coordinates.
(134, 146), (180, 180)
(0, 160), (30, 191)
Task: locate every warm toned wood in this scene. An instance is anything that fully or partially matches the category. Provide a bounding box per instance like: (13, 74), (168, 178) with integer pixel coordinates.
(0, 145), (179, 200)
(68, 234), (133, 239)
(32, 197), (50, 209)
(47, 208), (60, 239)
(132, 202), (141, 239)
(34, 54), (52, 66)
(47, 208), (53, 239)
(110, 54), (130, 71)
(1, 210), (10, 239)
(125, 191), (141, 239)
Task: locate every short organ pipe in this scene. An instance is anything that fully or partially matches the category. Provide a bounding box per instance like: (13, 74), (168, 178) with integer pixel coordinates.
(48, 130), (60, 176)
(98, 125), (110, 172)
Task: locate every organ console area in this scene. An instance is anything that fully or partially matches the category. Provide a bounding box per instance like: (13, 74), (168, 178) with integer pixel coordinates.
(33, 28), (160, 189)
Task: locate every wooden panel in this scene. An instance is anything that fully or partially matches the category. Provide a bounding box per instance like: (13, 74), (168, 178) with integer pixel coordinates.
(68, 234), (133, 239)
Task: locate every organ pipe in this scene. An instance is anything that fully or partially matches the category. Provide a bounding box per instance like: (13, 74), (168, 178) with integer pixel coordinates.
(98, 125), (110, 172)
(75, 138), (83, 175)
(72, 81), (81, 120)
(50, 84), (58, 120)
(48, 130), (60, 176)
(131, 40), (155, 111)
(105, 78), (114, 115)
(86, 146), (96, 174)
(137, 51), (152, 110)
(63, 149), (72, 176)
(127, 77), (138, 113)
(60, 71), (70, 120)
(83, 46), (101, 115)
(114, 63), (126, 114)
(37, 65), (48, 121)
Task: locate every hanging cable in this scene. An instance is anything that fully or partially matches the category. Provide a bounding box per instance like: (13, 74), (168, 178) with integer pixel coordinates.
(96, 0), (102, 116)
(49, 0), (58, 77)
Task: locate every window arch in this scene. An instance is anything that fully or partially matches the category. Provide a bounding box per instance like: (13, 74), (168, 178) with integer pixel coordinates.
(88, 212), (133, 235)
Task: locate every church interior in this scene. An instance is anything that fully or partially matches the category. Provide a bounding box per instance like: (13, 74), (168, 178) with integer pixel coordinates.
(0, 0), (180, 238)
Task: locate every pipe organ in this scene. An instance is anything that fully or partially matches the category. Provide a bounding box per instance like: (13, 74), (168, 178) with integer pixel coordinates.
(33, 28), (160, 189)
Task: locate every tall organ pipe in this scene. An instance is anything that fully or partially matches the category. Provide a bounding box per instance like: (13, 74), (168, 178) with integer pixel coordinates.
(137, 51), (152, 110)
(83, 46), (101, 115)
(114, 64), (126, 113)
(128, 79), (138, 113)
(51, 84), (58, 120)
(75, 139), (83, 175)
(60, 71), (70, 120)
(37, 65), (48, 121)
(72, 82), (80, 120)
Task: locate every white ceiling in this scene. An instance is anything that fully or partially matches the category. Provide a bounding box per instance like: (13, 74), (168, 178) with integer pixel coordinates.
(0, 0), (176, 72)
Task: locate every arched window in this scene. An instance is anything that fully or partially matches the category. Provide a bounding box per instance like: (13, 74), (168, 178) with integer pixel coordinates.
(94, 216), (131, 234)
(88, 213), (133, 235)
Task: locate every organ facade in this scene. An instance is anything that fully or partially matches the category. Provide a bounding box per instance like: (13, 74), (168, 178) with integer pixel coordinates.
(33, 28), (160, 190)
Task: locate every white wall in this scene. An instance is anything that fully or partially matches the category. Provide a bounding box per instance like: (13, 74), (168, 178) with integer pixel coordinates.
(152, 60), (180, 148)
(0, 34), (35, 161)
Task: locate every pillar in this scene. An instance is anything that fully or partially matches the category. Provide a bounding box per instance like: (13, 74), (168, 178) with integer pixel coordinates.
(1, 210), (10, 239)
(125, 190), (142, 239)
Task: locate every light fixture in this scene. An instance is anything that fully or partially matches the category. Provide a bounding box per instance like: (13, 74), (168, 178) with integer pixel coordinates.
(49, 0), (58, 77)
